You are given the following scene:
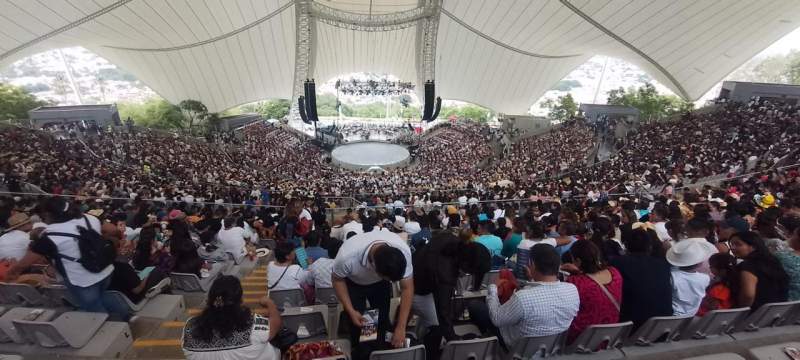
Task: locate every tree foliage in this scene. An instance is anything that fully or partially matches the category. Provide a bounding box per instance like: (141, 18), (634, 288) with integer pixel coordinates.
(117, 98), (183, 130)
(178, 99), (208, 130)
(729, 50), (800, 85)
(0, 82), (49, 120)
(440, 104), (493, 123)
(606, 83), (693, 121)
(542, 93), (578, 122)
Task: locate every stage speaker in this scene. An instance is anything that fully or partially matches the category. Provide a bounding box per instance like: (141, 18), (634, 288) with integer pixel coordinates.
(431, 96), (442, 121)
(422, 81), (434, 121)
(298, 96), (311, 124)
(307, 79), (319, 122)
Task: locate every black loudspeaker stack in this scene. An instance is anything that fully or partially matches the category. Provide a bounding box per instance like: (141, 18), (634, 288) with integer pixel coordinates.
(298, 96), (310, 124)
(422, 81), (434, 121)
(306, 79), (318, 122)
(431, 96), (442, 121)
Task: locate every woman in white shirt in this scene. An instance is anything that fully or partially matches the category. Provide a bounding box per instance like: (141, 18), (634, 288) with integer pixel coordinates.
(183, 275), (282, 360)
(267, 242), (310, 291)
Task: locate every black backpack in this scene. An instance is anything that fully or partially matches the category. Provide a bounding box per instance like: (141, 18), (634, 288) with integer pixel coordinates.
(47, 216), (115, 273)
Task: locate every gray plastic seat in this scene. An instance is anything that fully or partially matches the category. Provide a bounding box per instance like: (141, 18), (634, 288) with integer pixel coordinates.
(282, 310), (328, 342)
(482, 270), (501, 288)
(316, 287), (339, 305)
(40, 285), (79, 308)
(440, 336), (499, 360)
(170, 272), (210, 292)
(0, 307), (57, 343)
(269, 288), (306, 311)
(682, 308), (749, 339)
(104, 291), (146, 313)
(507, 333), (565, 359)
(625, 315), (692, 346)
(0, 282), (44, 306)
(12, 311), (107, 348)
(370, 344), (426, 360)
(567, 321), (633, 354)
(733, 301), (800, 332)
(145, 277), (171, 299)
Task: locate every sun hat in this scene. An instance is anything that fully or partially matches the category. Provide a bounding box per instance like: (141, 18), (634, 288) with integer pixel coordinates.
(666, 238), (717, 267)
(759, 194), (776, 208)
(403, 221), (421, 235)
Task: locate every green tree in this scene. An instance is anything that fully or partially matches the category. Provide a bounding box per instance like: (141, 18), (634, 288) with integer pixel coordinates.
(205, 112), (221, 133)
(606, 83), (693, 121)
(0, 82), (49, 120)
(440, 104), (493, 123)
(178, 99), (208, 130)
(118, 98), (183, 129)
(256, 99), (291, 119)
(542, 93), (578, 122)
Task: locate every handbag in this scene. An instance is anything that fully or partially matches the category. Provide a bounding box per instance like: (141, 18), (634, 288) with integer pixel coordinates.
(587, 272), (620, 311)
(269, 326), (298, 352)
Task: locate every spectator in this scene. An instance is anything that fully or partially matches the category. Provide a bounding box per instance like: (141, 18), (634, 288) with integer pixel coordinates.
(183, 276), (282, 359)
(610, 228), (673, 329)
(332, 222), (414, 354)
(776, 215), (800, 301)
(666, 239), (716, 316)
(267, 242), (309, 291)
(304, 231), (328, 263)
(563, 240), (623, 344)
(730, 231), (789, 309)
(501, 218), (524, 258)
(307, 240), (342, 289)
(218, 217), (248, 264)
(7, 197), (114, 314)
(475, 219), (503, 258)
(0, 213), (33, 262)
(697, 253), (737, 316)
(589, 217), (623, 262)
(469, 243), (579, 349)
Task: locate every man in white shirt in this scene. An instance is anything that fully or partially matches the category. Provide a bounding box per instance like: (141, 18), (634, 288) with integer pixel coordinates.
(469, 244), (579, 348)
(651, 203), (672, 242)
(217, 217), (248, 264)
(333, 219), (414, 355)
(339, 214), (363, 241)
(666, 238), (715, 316)
(0, 213), (33, 261)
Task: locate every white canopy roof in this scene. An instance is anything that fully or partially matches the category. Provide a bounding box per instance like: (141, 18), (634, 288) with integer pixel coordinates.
(1, 0), (799, 113)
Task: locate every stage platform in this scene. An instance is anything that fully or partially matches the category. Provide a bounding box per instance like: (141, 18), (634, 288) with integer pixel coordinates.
(331, 141), (410, 170)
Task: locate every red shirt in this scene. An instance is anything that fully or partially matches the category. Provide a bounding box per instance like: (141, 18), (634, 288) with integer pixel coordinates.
(566, 267), (623, 344)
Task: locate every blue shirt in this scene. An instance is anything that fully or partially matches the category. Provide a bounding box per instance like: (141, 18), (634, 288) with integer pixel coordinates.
(476, 234), (503, 257)
(305, 246), (328, 262)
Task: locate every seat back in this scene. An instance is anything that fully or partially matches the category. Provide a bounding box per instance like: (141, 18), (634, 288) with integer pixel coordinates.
(269, 289), (306, 311)
(282, 311), (328, 342)
(626, 315), (692, 346)
(567, 322), (633, 354)
(40, 285), (79, 308)
(370, 344), (426, 360)
(169, 273), (204, 292)
(145, 278), (171, 299)
(482, 271), (501, 288)
(0, 282), (43, 306)
(508, 333), (565, 359)
(684, 308), (749, 339)
(315, 287), (338, 305)
(734, 301), (800, 332)
(440, 337), (498, 360)
(12, 320), (67, 347)
(103, 291), (141, 313)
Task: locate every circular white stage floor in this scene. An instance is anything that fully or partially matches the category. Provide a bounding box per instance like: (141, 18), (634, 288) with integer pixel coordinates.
(331, 141), (410, 170)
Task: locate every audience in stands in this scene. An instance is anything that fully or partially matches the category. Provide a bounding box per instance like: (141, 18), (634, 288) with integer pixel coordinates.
(182, 276), (282, 359)
(730, 231), (789, 309)
(697, 253), (737, 316)
(563, 240), (623, 344)
(470, 243), (579, 349)
(267, 242), (309, 291)
(666, 239), (715, 316)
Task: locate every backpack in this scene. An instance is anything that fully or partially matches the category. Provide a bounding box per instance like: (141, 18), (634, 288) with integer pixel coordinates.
(47, 216), (115, 273)
(296, 216), (312, 237)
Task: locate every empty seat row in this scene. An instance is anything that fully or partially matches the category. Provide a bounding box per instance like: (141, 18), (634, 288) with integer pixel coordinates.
(0, 283), (77, 308)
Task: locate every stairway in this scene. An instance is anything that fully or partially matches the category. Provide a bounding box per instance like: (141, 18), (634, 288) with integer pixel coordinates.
(128, 266), (268, 359)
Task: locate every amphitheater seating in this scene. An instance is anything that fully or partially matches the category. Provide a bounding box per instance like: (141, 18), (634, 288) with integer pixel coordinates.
(0, 283), (44, 306)
(681, 308), (749, 340)
(13, 311), (107, 348)
(0, 307), (57, 344)
(440, 336), (500, 360)
(733, 300), (800, 332)
(316, 287), (339, 305)
(748, 341), (800, 360)
(624, 315), (692, 346)
(369, 345), (426, 360)
(507, 333), (565, 359)
(282, 305), (330, 342)
(39, 285), (79, 309)
(566, 321), (632, 355)
(270, 288), (307, 311)
(169, 272), (214, 292)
